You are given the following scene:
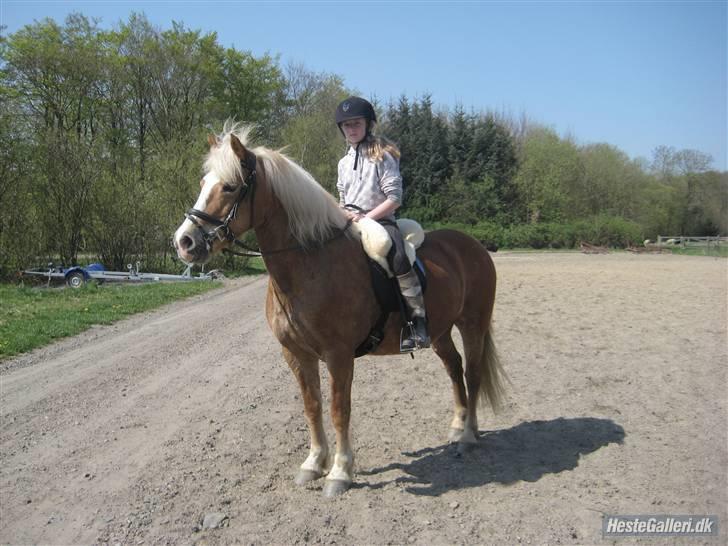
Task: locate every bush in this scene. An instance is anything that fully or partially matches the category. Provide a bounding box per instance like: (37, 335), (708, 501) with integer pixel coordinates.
(429, 215), (644, 249)
(572, 216), (644, 247)
(428, 220), (504, 248)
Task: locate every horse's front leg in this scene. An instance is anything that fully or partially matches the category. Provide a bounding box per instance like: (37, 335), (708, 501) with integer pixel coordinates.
(322, 353), (355, 497)
(283, 347), (329, 485)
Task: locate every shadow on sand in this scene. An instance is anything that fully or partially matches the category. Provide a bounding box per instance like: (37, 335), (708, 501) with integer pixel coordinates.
(357, 417), (625, 496)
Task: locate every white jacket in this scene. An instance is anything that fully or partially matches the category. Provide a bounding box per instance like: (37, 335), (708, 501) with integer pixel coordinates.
(337, 146), (402, 221)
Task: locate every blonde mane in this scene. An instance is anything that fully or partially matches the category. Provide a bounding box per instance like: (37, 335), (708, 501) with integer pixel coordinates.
(205, 122), (347, 246)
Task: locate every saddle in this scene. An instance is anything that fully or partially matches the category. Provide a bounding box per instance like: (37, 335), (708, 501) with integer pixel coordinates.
(348, 218), (427, 357)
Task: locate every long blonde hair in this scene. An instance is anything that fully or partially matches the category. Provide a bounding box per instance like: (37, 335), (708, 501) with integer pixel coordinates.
(353, 122), (401, 162)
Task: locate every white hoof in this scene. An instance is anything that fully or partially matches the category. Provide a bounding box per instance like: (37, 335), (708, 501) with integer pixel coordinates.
(295, 469), (323, 485)
(323, 479), (351, 497)
(448, 427), (464, 443)
(449, 427), (478, 444)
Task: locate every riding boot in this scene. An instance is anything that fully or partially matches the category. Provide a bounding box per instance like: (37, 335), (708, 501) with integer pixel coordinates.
(397, 269), (431, 351)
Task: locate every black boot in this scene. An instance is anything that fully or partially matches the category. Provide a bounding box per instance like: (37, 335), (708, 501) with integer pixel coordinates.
(397, 270), (431, 352)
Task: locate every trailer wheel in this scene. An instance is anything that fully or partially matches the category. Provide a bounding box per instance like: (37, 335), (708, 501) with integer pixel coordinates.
(66, 271), (86, 289)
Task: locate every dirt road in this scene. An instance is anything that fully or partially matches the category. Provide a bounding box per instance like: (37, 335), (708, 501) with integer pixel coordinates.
(1, 253), (726, 545)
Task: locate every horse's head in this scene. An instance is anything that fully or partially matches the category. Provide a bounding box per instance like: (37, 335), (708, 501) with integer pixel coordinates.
(174, 132), (259, 264)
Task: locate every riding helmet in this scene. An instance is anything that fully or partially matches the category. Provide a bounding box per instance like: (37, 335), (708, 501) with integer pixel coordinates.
(335, 96), (377, 126)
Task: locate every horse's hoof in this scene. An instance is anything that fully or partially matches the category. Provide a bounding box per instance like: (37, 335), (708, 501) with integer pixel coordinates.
(294, 469), (323, 486)
(448, 427), (464, 443)
(322, 479), (351, 497)
(458, 427), (478, 444)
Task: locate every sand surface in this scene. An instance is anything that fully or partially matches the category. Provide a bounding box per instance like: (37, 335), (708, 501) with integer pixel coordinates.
(1, 253), (726, 545)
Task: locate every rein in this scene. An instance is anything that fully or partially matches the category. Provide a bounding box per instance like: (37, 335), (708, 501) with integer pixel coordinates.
(185, 153), (352, 258)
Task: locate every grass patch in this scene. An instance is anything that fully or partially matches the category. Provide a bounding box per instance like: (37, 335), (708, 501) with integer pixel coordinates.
(0, 280), (222, 360)
(668, 245), (728, 257)
(238, 257), (267, 276)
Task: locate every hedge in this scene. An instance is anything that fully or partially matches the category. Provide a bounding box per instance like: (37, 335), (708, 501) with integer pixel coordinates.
(429, 215), (644, 249)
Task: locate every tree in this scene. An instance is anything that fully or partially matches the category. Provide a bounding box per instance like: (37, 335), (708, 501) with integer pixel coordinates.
(514, 127), (582, 223)
(649, 146), (717, 234)
(211, 47), (285, 141)
(448, 104), (471, 177)
(146, 21), (220, 144)
(3, 14), (106, 262)
(279, 69), (348, 193)
(112, 13), (156, 182)
(382, 95), (451, 221)
(578, 143), (644, 219)
(462, 114), (518, 221)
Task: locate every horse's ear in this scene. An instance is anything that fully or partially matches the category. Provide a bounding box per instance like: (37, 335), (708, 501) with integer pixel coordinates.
(230, 134), (248, 160)
(207, 133), (218, 149)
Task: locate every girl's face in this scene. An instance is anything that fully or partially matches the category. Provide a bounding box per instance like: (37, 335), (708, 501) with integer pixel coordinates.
(341, 117), (367, 145)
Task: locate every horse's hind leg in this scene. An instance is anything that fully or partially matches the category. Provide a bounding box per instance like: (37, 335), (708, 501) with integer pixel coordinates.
(458, 323), (505, 444)
(432, 329), (470, 443)
(458, 325), (488, 444)
(283, 347), (328, 485)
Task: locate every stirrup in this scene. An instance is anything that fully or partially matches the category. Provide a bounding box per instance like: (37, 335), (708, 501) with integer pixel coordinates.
(399, 322), (419, 353)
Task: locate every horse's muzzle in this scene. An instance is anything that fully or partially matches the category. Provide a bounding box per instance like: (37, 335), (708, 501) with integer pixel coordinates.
(173, 225), (210, 264)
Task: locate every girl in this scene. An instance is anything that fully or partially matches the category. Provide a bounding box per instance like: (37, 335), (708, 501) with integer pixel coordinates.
(335, 96), (430, 351)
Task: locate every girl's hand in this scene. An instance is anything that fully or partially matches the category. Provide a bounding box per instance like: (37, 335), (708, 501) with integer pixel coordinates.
(344, 209), (364, 222)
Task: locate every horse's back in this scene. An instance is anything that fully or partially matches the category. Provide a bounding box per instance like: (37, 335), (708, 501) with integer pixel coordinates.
(420, 228), (496, 283)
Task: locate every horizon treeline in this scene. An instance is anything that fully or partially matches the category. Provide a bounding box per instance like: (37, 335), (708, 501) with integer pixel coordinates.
(1, 13), (726, 277)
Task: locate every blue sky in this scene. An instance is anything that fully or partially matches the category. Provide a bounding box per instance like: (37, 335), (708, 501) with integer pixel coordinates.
(2, 1), (726, 169)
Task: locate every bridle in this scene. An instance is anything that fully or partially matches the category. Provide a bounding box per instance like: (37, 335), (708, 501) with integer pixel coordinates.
(185, 152), (352, 257)
(185, 153), (262, 257)
(184, 152), (353, 258)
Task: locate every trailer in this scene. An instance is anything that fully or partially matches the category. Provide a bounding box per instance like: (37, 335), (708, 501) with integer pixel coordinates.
(23, 262), (221, 288)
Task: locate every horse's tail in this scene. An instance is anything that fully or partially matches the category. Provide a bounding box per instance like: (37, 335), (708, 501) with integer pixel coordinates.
(478, 329), (507, 413)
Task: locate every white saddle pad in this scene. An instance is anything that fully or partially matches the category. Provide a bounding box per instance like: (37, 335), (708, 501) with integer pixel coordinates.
(349, 218), (424, 276)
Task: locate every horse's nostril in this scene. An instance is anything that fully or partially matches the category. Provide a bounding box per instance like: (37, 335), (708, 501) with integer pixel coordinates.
(180, 235), (194, 251)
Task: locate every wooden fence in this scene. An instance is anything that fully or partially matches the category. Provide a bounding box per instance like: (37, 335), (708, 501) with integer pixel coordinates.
(656, 236), (728, 247)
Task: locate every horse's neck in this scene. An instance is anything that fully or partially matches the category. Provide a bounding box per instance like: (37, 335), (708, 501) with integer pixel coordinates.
(254, 201), (360, 301)
(254, 202), (323, 294)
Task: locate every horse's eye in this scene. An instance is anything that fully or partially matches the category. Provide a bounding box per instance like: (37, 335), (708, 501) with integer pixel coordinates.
(222, 184), (236, 193)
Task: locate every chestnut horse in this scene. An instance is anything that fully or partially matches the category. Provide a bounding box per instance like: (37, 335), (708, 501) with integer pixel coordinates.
(174, 124), (505, 497)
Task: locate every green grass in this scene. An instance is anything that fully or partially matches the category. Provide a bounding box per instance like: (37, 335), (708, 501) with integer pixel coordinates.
(238, 257), (267, 275)
(0, 280), (222, 360)
(668, 245), (728, 257)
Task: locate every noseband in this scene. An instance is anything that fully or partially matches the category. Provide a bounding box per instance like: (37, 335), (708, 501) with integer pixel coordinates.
(185, 153), (259, 256)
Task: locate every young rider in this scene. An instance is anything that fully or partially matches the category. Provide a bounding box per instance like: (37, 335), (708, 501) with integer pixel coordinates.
(335, 96), (430, 351)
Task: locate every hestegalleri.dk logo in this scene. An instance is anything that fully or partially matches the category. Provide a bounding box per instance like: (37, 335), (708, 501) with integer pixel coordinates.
(603, 515), (718, 537)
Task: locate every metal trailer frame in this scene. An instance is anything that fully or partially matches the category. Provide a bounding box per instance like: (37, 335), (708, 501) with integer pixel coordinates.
(22, 262), (221, 288)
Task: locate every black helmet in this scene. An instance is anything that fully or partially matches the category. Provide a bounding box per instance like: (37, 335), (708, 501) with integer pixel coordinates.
(335, 96), (377, 126)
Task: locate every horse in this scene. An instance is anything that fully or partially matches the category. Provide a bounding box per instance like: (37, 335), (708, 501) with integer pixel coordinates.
(173, 123), (505, 497)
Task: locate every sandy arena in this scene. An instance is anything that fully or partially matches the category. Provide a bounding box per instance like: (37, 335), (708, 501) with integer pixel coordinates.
(1, 252), (726, 545)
